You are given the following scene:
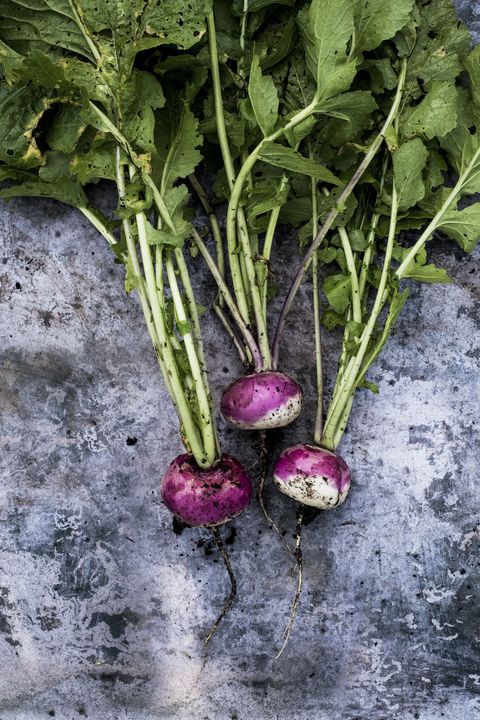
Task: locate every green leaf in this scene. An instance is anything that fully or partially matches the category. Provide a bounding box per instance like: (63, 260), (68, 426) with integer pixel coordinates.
(248, 54), (279, 137)
(233, 0), (294, 10)
(71, 140), (117, 184)
(164, 184), (191, 223)
(297, 0), (356, 101)
(439, 204), (480, 253)
(359, 378), (379, 394)
(46, 105), (86, 153)
(279, 196), (312, 225)
(356, 288), (409, 390)
(323, 272), (351, 314)
(322, 307), (346, 330)
(316, 90), (377, 147)
(393, 138), (428, 210)
(124, 255), (137, 294)
(155, 100), (203, 193)
(177, 319), (193, 337)
(424, 151), (447, 192)
(349, 229), (368, 251)
(258, 142), (342, 185)
(257, 15), (297, 71)
(346, 320), (364, 336)
(0, 173), (87, 207)
(146, 184), (193, 247)
(0, 0), (94, 60)
(401, 83), (458, 141)
(19, 48), (68, 88)
(318, 90), (377, 123)
(317, 188), (358, 229)
(361, 58), (398, 94)
(353, 0), (413, 53)
(123, 71), (166, 152)
(0, 39), (23, 82)
(317, 246), (337, 265)
(117, 175), (153, 218)
(246, 178), (289, 218)
(145, 218), (188, 248)
(140, 0), (212, 50)
(255, 259), (268, 288)
(438, 89), (480, 193)
(402, 263), (452, 283)
(405, 0), (471, 91)
(283, 48), (317, 111)
(465, 46), (480, 117)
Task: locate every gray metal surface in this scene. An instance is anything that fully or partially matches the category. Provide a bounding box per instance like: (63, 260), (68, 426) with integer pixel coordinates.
(1, 5), (479, 717)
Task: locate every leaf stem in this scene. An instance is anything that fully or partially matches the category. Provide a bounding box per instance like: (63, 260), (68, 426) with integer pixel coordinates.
(114, 152), (182, 422)
(206, 10), (251, 324)
(261, 174), (289, 318)
(271, 58), (408, 369)
(174, 248), (221, 458)
(322, 185), (400, 449)
(165, 250), (218, 466)
(338, 227), (361, 324)
(310, 175), (324, 444)
(188, 174), (226, 308)
(358, 158), (388, 301)
(359, 213), (380, 300)
(69, 0), (101, 62)
(79, 207), (119, 251)
(191, 228), (263, 371)
(213, 304), (248, 364)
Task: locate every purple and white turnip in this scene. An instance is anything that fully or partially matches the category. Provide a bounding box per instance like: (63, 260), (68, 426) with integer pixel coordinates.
(273, 445), (351, 510)
(220, 371), (303, 430)
(161, 453), (252, 528)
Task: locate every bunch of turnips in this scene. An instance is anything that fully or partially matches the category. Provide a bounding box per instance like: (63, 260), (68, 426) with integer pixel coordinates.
(1, 0), (479, 648)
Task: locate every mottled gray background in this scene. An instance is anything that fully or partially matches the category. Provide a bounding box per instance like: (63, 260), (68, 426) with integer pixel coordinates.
(1, 4), (480, 718)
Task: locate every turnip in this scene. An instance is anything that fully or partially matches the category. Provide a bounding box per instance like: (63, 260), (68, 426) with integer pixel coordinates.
(220, 371), (303, 430)
(161, 453), (252, 528)
(273, 444), (350, 510)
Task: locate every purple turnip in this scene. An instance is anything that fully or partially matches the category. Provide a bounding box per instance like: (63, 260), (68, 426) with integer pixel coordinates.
(161, 452), (252, 646)
(220, 371), (303, 430)
(273, 444), (351, 510)
(161, 453), (252, 527)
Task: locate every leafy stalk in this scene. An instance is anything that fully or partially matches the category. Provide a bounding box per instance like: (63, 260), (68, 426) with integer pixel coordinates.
(311, 176), (323, 445)
(271, 58), (408, 369)
(322, 184), (400, 449)
(338, 227), (361, 324)
(191, 228), (263, 370)
(261, 174), (289, 319)
(206, 11), (250, 325)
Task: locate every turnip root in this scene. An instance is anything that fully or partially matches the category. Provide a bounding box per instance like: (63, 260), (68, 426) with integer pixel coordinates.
(161, 453), (252, 527)
(220, 371), (303, 430)
(273, 444), (351, 510)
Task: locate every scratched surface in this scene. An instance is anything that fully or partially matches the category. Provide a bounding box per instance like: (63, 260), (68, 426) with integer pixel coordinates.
(1, 4), (480, 719)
